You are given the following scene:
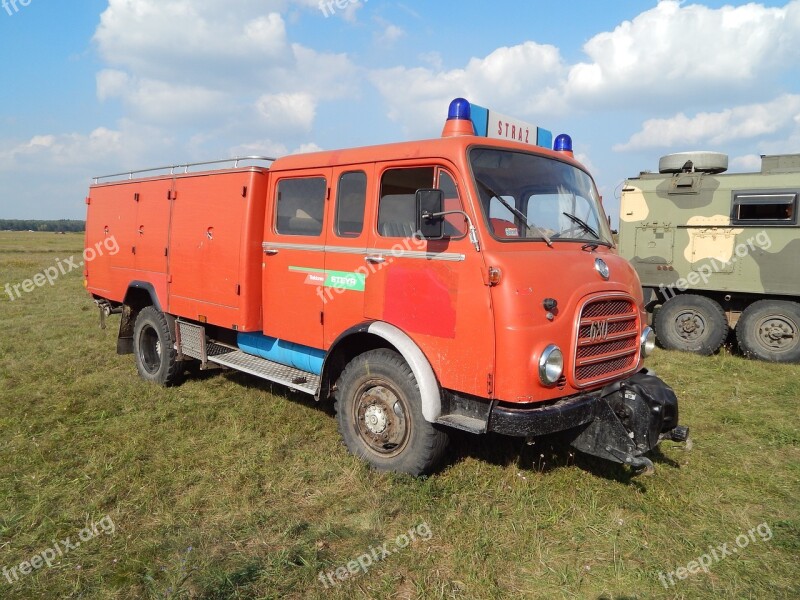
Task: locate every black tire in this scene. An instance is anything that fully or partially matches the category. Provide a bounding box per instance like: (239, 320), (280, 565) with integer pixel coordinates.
(654, 294), (728, 355)
(334, 349), (449, 476)
(132, 306), (183, 385)
(736, 300), (800, 363)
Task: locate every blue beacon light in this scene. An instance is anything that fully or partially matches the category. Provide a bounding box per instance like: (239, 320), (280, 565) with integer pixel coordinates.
(447, 98), (471, 121)
(554, 133), (574, 156)
(442, 97), (476, 137)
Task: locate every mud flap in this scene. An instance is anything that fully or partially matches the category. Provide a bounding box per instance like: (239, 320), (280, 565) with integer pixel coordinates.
(568, 369), (686, 470)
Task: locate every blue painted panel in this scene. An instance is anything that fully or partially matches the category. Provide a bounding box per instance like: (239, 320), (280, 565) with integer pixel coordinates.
(537, 128), (553, 149)
(469, 103), (489, 137)
(238, 332), (325, 375)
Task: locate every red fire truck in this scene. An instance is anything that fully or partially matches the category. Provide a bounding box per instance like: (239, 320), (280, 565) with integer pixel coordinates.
(85, 99), (688, 475)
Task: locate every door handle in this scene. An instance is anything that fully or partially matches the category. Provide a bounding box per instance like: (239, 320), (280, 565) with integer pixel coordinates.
(264, 248), (279, 256)
(365, 255), (386, 265)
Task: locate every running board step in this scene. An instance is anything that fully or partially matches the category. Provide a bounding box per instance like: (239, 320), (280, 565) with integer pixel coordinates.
(206, 343), (320, 395)
(176, 320), (320, 395)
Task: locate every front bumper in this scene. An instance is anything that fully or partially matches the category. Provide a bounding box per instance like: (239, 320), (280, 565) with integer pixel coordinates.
(487, 369), (688, 470)
(489, 394), (598, 438)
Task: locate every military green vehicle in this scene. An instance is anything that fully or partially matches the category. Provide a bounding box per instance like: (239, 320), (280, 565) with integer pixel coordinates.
(618, 151), (800, 363)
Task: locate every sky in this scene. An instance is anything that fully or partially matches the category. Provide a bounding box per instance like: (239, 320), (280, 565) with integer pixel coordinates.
(1, 0), (799, 226)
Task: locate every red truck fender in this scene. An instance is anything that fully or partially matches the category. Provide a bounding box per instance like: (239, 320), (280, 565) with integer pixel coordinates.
(321, 321), (442, 423)
(366, 322), (442, 422)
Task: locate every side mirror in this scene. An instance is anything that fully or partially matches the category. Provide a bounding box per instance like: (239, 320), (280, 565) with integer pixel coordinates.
(415, 188), (444, 239)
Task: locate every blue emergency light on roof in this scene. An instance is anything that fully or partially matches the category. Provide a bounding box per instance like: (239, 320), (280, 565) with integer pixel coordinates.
(447, 98), (472, 121)
(554, 133), (573, 155)
(442, 98), (477, 137)
(554, 134), (572, 153)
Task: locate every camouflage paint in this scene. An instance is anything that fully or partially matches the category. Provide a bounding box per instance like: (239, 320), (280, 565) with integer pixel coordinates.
(619, 156), (800, 299)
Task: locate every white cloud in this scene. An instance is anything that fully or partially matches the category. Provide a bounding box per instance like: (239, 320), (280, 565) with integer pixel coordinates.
(291, 142), (323, 154)
(94, 1), (292, 82)
(614, 94), (800, 150)
(96, 69), (130, 101)
(256, 92), (316, 132)
(98, 75), (232, 124)
(418, 51), (443, 70)
(565, 0), (800, 108)
(282, 44), (357, 101)
(370, 0), (800, 138)
(730, 154), (763, 172)
(370, 42), (565, 137)
(94, 1), (358, 128)
(228, 140), (291, 159)
(373, 18), (405, 45)
(0, 122), (172, 172)
(228, 140), (323, 158)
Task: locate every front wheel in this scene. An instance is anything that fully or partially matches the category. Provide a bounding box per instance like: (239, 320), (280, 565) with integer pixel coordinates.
(335, 349), (449, 476)
(654, 294), (728, 355)
(736, 300), (800, 363)
(132, 306), (183, 385)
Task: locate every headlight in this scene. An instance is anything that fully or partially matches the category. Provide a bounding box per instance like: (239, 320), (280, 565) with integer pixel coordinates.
(640, 326), (656, 357)
(538, 345), (564, 385)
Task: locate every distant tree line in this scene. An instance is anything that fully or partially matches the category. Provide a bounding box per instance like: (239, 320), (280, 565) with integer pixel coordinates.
(0, 220), (85, 232)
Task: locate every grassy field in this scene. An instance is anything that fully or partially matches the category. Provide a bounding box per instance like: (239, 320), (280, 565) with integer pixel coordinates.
(0, 231), (798, 599)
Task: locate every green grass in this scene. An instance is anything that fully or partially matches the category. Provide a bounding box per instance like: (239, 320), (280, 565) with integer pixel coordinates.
(0, 231), (798, 599)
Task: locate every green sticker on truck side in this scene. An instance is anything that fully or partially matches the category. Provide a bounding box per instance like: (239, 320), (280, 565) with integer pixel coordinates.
(289, 266), (366, 291)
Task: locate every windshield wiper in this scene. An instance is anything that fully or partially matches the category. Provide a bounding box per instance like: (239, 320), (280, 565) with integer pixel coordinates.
(562, 211), (607, 244)
(476, 179), (552, 247)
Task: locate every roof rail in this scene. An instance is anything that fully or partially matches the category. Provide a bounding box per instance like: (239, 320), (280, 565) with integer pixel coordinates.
(92, 156), (277, 184)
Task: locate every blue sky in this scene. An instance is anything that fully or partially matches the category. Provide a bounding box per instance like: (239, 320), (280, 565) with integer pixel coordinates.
(1, 0), (799, 225)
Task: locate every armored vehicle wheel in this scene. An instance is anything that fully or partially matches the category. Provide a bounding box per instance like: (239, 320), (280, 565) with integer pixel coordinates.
(654, 294), (728, 355)
(736, 300), (800, 363)
(335, 349), (449, 476)
(133, 306), (183, 385)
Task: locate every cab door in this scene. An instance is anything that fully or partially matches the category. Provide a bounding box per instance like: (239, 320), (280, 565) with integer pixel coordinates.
(364, 163), (495, 399)
(262, 170), (331, 349)
(323, 166), (374, 347)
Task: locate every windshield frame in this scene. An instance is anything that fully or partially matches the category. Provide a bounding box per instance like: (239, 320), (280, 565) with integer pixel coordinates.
(467, 145), (614, 246)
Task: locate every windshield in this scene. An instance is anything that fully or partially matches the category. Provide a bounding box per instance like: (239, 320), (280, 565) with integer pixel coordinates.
(470, 147), (613, 245)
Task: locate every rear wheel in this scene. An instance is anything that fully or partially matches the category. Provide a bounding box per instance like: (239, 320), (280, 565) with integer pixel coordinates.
(132, 306), (183, 385)
(335, 349), (448, 476)
(654, 294), (728, 355)
(736, 300), (800, 363)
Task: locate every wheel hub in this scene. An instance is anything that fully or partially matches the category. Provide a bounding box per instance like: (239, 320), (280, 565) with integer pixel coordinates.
(677, 311), (705, 339)
(364, 404), (389, 435)
(758, 316), (796, 349)
(355, 384), (408, 456)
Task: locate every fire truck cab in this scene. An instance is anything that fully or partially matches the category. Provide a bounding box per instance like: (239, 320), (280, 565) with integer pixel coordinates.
(85, 99), (688, 476)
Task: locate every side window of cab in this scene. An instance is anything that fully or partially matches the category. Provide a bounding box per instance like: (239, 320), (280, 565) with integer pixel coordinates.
(377, 166), (467, 238)
(335, 171), (367, 238)
(378, 167), (434, 238)
(275, 177), (327, 236)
